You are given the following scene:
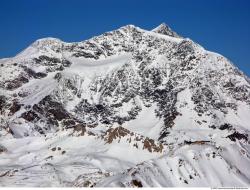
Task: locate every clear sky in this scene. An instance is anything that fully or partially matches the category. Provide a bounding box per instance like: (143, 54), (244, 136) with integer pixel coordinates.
(0, 0), (249, 76)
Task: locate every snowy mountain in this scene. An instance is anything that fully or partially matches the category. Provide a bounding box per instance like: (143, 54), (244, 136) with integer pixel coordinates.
(0, 23), (250, 187)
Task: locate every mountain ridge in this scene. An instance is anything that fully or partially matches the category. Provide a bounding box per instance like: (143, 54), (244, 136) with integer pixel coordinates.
(0, 23), (250, 187)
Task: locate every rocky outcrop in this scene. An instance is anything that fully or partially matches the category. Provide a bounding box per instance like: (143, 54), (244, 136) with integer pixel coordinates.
(103, 126), (164, 153)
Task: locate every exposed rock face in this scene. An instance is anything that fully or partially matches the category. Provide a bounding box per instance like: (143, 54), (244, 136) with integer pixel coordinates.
(103, 126), (164, 153)
(0, 24), (250, 187)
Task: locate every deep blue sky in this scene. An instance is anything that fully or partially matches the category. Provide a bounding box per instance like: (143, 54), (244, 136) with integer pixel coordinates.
(0, 0), (249, 76)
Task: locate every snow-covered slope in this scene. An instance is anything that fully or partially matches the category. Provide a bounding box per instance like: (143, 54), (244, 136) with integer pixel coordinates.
(0, 23), (250, 187)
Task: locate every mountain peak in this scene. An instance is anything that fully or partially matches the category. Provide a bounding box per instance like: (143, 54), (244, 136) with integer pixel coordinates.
(118, 24), (143, 33)
(154, 22), (168, 29)
(152, 23), (181, 38)
(32, 37), (63, 47)
(1, 23), (250, 187)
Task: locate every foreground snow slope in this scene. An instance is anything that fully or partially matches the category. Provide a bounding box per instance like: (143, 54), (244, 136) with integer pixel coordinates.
(0, 23), (250, 187)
